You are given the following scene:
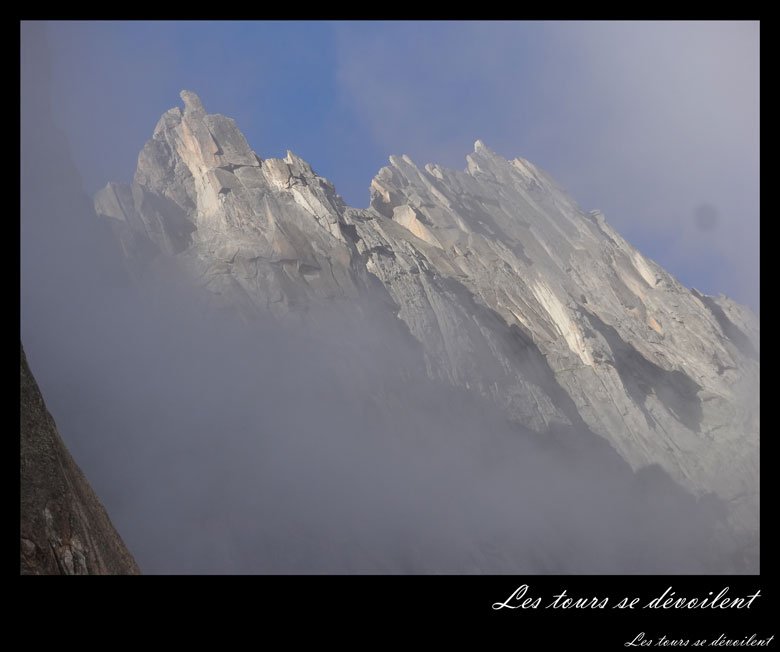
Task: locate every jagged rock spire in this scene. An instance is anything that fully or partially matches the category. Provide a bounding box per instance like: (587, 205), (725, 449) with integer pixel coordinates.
(94, 92), (759, 555)
(180, 89), (205, 116)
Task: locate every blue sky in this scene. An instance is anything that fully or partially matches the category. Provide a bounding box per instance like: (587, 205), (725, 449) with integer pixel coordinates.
(40, 21), (759, 309)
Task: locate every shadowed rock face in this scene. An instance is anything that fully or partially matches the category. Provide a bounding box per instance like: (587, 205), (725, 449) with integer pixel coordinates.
(20, 344), (140, 575)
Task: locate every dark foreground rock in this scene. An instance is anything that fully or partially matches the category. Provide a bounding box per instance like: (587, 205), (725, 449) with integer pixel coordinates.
(20, 344), (140, 575)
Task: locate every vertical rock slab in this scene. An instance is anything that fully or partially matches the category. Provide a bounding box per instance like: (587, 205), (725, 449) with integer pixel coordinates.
(20, 344), (140, 575)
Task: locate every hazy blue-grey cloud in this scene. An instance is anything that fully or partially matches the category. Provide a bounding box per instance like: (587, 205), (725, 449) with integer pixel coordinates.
(334, 21), (759, 309)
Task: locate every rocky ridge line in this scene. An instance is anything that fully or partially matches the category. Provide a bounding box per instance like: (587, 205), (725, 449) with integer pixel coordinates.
(94, 91), (759, 547)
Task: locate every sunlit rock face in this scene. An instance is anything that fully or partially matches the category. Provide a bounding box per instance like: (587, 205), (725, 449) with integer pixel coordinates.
(96, 91), (759, 567)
